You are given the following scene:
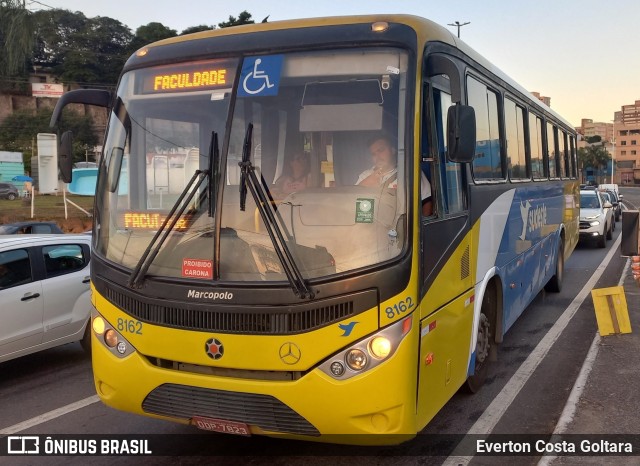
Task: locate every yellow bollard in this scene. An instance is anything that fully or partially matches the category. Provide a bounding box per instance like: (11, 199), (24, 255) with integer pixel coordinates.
(591, 286), (632, 336)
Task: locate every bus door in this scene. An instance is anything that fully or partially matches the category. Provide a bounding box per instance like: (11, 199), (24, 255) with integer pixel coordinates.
(416, 56), (475, 426)
(419, 64), (472, 313)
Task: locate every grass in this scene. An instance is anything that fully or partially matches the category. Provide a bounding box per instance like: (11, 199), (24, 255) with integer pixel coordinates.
(0, 194), (95, 233)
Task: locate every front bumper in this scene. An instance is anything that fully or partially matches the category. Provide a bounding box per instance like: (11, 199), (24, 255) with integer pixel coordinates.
(91, 312), (419, 445)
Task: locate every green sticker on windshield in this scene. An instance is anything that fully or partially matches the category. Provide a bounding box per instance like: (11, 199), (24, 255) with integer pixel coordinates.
(356, 198), (375, 223)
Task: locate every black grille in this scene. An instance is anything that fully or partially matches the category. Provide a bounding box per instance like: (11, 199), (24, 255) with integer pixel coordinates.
(461, 245), (470, 279)
(103, 285), (374, 335)
(579, 221), (591, 230)
(142, 383), (319, 436)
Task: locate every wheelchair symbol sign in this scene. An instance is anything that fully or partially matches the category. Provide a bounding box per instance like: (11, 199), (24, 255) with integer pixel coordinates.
(238, 55), (283, 97)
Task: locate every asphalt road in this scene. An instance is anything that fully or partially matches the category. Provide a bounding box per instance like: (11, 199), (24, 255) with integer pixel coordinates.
(1, 187), (637, 465)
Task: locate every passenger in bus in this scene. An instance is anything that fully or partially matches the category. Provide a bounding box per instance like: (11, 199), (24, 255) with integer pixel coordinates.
(272, 152), (310, 198)
(356, 135), (433, 216)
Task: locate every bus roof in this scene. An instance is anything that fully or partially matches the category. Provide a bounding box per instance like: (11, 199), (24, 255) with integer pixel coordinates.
(136, 14), (573, 130)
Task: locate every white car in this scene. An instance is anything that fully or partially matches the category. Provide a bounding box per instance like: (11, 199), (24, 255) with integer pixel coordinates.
(579, 190), (613, 248)
(0, 234), (92, 363)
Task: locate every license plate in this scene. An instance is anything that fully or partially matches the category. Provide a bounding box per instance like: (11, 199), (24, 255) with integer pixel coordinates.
(191, 416), (251, 436)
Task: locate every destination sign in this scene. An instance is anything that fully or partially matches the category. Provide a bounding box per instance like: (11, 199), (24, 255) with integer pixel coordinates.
(122, 212), (190, 230)
(140, 59), (237, 94)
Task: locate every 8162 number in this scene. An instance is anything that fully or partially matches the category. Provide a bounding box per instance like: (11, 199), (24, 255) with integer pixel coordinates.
(117, 317), (143, 335)
(385, 297), (414, 319)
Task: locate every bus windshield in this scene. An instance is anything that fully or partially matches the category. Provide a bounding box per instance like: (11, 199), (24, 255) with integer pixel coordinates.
(95, 47), (410, 283)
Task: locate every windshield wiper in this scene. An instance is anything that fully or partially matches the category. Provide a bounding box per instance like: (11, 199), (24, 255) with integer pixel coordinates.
(239, 123), (314, 299)
(208, 131), (219, 218)
(128, 158), (213, 289)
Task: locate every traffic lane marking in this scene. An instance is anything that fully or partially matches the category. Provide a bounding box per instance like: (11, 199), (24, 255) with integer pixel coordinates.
(443, 234), (621, 465)
(537, 258), (630, 466)
(0, 395), (99, 436)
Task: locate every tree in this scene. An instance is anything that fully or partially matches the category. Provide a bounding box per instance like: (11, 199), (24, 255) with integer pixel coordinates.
(32, 9), (89, 73)
(129, 22), (177, 52)
(0, 0), (34, 92)
(578, 144), (611, 180)
(89, 16), (135, 84)
(585, 135), (602, 144)
(218, 11), (255, 28)
(32, 10), (133, 87)
(0, 108), (98, 171)
(180, 25), (215, 35)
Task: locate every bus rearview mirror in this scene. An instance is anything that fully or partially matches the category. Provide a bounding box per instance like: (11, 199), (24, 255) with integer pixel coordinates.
(107, 147), (124, 193)
(446, 104), (476, 163)
(59, 131), (74, 183)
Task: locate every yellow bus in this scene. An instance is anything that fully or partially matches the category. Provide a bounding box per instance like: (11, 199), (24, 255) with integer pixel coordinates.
(51, 14), (579, 444)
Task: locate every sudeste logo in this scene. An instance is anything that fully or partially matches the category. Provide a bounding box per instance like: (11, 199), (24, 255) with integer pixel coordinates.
(519, 200), (547, 240)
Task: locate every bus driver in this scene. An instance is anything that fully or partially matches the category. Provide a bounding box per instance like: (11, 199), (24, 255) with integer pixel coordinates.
(356, 135), (433, 216)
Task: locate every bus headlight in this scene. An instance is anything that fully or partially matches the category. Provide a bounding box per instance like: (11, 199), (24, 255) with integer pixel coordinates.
(330, 361), (345, 376)
(90, 311), (136, 358)
(116, 341), (127, 355)
(104, 329), (118, 347)
(346, 349), (368, 371)
(369, 336), (392, 359)
(92, 316), (106, 334)
(319, 315), (412, 380)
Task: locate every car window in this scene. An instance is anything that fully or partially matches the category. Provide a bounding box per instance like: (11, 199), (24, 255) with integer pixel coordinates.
(43, 244), (86, 277)
(33, 224), (53, 234)
(580, 193), (600, 209)
(598, 192), (608, 205)
(0, 249), (32, 289)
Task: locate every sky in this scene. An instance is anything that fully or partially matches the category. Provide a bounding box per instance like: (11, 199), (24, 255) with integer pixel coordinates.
(31, 0), (640, 127)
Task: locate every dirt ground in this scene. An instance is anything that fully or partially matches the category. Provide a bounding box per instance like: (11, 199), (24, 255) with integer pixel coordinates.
(0, 194), (94, 233)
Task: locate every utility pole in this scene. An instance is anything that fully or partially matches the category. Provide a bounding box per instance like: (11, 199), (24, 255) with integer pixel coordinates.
(448, 21), (470, 38)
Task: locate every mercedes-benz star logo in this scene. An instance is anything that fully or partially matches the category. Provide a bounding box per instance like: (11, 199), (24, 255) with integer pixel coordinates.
(278, 342), (301, 365)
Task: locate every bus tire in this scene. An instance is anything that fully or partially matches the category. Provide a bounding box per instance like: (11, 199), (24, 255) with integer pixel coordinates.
(465, 285), (496, 393)
(80, 322), (91, 354)
(545, 239), (564, 293)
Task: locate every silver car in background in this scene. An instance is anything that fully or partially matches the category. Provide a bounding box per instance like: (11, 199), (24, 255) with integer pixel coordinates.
(579, 189), (613, 248)
(0, 234), (92, 362)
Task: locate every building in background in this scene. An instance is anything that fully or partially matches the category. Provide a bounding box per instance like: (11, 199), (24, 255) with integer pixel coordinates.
(574, 119), (614, 184)
(0, 151), (26, 192)
(613, 100), (640, 185)
(575, 119), (613, 144)
(531, 91), (551, 107)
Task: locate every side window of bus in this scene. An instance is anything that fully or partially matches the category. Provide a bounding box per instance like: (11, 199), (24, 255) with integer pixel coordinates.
(467, 76), (503, 180)
(547, 122), (558, 178)
(529, 113), (545, 179)
(505, 98), (528, 180)
(421, 77), (467, 215)
(569, 135), (577, 178)
(560, 130), (570, 178)
(554, 126), (567, 178)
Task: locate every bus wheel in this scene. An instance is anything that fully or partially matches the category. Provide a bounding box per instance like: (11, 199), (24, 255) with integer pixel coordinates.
(465, 288), (495, 393)
(545, 239), (564, 293)
(80, 322), (92, 354)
